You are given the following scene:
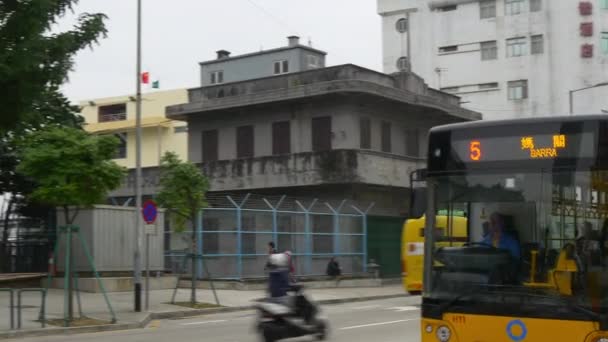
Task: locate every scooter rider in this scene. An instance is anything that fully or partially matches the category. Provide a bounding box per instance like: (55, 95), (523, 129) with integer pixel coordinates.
(267, 253), (291, 298)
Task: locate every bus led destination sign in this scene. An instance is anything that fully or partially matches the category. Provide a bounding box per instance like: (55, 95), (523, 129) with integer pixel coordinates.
(452, 131), (595, 163)
(520, 134), (566, 159)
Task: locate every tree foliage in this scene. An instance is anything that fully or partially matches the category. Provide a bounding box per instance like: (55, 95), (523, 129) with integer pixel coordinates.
(17, 126), (126, 224)
(0, 0), (107, 132)
(156, 152), (209, 232)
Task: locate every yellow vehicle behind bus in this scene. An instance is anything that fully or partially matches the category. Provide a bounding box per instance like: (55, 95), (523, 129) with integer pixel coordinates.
(401, 214), (467, 293)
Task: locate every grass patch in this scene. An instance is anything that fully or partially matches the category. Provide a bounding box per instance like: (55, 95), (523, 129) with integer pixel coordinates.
(46, 317), (112, 327)
(169, 302), (222, 309)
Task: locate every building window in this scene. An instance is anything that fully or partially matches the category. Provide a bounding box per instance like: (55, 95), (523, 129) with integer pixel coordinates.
(529, 0), (541, 12)
(507, 37), (527, 57)
(582, 44), (594, 58)
(602, 0), (608, 9)
(602, 32), (608, 54)
(396, 18), (408, 32)
(439, 45), (458, 54)
(508, 80), (528, 100)
(202, 217), (219, 254)
(481, 41), (498, 60)
(437, 5), (457, 11)
(202, 129), (219, 162)
(505, 0), (524, 15)
(581, 22), (594, 37)
(98, 103), (126, 122)
(531, 35), (544, 54)
(381, 121), (391, 153)
(441, 86), (460, 93)
(396, 57), (409, 71)
(480, 0), (496, 19)
(236, 125), (254, 158)
(479, 82), (499, 90)
(360, 117), (371, 149)
(210, 71), (224, 85)
(312, 116), (332, 152)
(114, 133), (127, 159)
(274, 60), (289, 74)
(405, 129), (419, 157)
(307, 55), (321, 68)
(580, 1), (593, 14)
(272, 121), (291, 155)
(174, 126), (188, 134)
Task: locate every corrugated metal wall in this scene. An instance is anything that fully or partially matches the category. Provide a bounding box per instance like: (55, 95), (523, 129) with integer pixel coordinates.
(56, 205), (164, 272)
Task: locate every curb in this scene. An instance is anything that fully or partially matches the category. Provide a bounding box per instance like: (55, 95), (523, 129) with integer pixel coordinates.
(0, 293), (409, 339)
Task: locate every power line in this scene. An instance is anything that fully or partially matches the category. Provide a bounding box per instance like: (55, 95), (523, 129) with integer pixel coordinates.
(243, 0), (299, 35)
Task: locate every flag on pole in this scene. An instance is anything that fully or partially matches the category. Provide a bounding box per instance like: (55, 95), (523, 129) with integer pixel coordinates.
(152, 80), (160, 89)
(141, 72), (150, 84)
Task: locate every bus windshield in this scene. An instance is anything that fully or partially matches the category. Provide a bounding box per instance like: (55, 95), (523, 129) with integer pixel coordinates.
(427, 169), (608, 319)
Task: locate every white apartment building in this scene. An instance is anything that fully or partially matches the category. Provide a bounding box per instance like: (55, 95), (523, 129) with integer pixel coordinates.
(378, 0), (608, 120)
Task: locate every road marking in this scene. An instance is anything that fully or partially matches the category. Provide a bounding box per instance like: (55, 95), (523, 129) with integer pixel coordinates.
(353, 305), (381, 310)
(388, 306), (419, 312)
(180, 319), (227, 326)
(148, 320), (161, 328)
(339, 318), (419, 330)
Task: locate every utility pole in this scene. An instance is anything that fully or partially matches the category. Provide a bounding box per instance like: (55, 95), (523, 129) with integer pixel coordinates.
(134, 0), (143, 313)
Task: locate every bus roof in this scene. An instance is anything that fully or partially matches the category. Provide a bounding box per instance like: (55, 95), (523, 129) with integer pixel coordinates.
(430, 114), (608, 134)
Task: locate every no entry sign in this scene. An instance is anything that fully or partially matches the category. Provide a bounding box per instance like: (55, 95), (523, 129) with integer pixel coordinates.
(142, 200), (158, 225)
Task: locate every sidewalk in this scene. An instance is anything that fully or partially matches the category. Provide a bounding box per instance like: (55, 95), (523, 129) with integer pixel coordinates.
(0, 284), (408, 338)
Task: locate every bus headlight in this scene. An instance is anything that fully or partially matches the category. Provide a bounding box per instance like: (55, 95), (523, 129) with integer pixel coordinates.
(436, 325), (451, 341)
(425, 324), (433, 333)
(594, 338), (608, 342)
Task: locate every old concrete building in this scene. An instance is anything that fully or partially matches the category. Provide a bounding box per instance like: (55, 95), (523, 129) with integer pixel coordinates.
(378, 0), (608, 119)
(165, 63), (481, 215)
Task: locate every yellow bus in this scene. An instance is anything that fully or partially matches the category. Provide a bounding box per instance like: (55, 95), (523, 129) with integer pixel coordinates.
(421, 115), (608, 341)
(401, 214), (467, 294)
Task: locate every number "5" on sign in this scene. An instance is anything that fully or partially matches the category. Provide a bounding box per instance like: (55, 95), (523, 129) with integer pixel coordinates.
(470, 141), (481, 161)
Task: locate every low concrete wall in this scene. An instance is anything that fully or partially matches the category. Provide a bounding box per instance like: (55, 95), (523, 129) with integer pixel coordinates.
(179, 277), (382, 290)
(43, 276), (177, 293)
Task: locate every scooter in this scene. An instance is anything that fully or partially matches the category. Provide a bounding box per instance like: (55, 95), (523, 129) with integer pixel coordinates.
(254, 284), (329, 342)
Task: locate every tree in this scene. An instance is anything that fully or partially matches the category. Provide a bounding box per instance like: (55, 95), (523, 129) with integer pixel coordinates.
(17, 126), (126, 322)
(156, 152), (209, 304)
(0, 0), (107, 132)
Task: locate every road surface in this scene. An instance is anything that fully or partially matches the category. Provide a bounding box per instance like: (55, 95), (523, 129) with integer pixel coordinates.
(11, 296), (422, 342)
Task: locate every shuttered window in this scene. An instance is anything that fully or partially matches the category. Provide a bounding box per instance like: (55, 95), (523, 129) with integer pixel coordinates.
(237, 125), (254, 158)
(272, 121), (291, 155)
(312, 116), (332, 152)
(202, 129), (218, 162)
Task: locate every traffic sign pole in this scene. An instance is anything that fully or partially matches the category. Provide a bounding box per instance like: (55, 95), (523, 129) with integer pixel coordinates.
(142, 200), (158, 311)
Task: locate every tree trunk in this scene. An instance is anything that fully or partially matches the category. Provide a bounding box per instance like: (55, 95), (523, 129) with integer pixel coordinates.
(190, 218), (197, 304)
(1, 198), (14, 273)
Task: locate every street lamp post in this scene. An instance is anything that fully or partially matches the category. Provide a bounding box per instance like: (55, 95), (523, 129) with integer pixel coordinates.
(134, 0), (143, 313)
(569, 82), (608, 115)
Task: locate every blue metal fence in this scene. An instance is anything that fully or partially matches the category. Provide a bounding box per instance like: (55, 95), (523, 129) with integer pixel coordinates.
(165, 194), (374, 280)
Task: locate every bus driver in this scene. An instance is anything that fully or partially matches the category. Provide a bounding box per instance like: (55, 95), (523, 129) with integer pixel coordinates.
(482, 212), (521, 259)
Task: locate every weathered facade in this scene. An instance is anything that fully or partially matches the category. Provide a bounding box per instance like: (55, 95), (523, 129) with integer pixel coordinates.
(159, 64), (481, 215)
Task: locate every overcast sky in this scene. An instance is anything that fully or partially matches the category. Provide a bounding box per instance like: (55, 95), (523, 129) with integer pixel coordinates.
(60, 0), (382, 102)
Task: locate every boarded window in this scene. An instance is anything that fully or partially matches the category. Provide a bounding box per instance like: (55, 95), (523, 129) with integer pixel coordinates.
(312, 116), (332, 152)
(360, 117), (371, 149)
(530, 0), (541, 12)
(381, 121), (392, 153)
(312, 215), (333, 254)
(242, 216), (257, 254)
(202, 129), (219, 162)
(203, 218), (220, 254)
(405, 129), (420, 157)
(237, 125), (254, 158)
(98, 103), (126, 122)
(531, 35), (544, 54)
(272, 121), (291, 155)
